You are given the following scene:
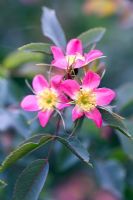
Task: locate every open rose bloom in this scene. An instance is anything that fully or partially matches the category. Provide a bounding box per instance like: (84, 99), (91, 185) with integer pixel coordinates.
(21, 38), (116, 129)
(61, 71), (116, 128)
(21, 75), (68, 127)
(51, 39), (103, 70)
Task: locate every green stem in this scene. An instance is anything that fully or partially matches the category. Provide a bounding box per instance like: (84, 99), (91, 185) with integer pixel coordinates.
(68, 117), (84, 138)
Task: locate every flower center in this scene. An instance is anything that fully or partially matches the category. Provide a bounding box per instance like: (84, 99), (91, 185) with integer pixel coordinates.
(75, 89), (96, 111)
(66, 53), (85, 66)
(37, 88), (58, 111)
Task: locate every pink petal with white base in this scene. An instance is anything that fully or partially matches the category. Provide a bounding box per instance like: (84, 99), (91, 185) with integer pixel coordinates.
(85, 50), (103, 64)
(82, 71), (100, 90)
(38, 110), (53, 127)
(95, 88), (116, 106)
(21, 95), (39, 111)
(57, 94), (70, 110)
(51, 46), (65, 60)
(32, 75), (49, 93)
(66, 39), (83, 55)
(50, 75), (62, 90)
(52, 58), (67, 69)
(74, 59), (85, 69)
(85, 108), (102, 128)
(61, 80), (80, 99)
(72, 106), (84, 121)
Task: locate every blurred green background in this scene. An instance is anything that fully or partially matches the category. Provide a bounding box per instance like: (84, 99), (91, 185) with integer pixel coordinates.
(0, 0), (133, 199)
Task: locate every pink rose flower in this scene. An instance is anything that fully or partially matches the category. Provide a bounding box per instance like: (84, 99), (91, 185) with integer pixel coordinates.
(51, 38), (103, 70)
(61, 71), (116, 128)
(21, 75), (68, 127)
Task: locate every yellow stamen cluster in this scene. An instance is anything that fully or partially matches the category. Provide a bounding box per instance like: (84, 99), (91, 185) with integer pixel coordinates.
(75, 89), (96, 111)
(66, 53), (85, 66)
(37, 88), (58, 111)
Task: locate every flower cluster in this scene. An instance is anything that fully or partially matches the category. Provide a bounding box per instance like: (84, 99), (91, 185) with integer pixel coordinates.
(21, 39), (116, 128)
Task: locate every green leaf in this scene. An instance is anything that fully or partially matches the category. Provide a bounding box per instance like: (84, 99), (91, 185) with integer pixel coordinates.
(19, 43), (52, 55)
(117, 83), (133, 117)
(94, 160), (125, 198)
(78, 27), (106, 48)
(0, 179), (7, 188)
(0, 134), (53, 172)
(118, 120), (133, 159)
(117, 83), (133, 108)
(13, 159), (49, 200)
(0, 65), (8, 77)
(120, 100), (133, 117)
(3, 51), (44, 69)
(57, 136), (91, 166)
(99, 107), (133, 139)
(41, 7), (66, 48)
(14, 63), (51, 78)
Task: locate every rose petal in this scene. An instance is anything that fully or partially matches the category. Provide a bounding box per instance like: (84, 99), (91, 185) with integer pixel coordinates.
(52, 58), (68, 69)
(32, 74), (49, 93)
(72, 106), (84, 121)
(50, 75), (63, 90)
(66, 39), (83, 55)
(82, 71), (101, 89)
(51, 46), (65, 60)
(21, 95), (39, 111)
(85, 108), (102, 128)
(57, 94), (70, 110)
(74, 59), (85, 68)
(95, 88), (116, 106)
(61, 80), (80, 99)
(85, 50), (103, 64)
(38, 110), (53, 127)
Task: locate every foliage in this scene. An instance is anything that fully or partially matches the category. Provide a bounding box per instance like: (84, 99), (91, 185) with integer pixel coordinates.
(0, 4), (133, 200)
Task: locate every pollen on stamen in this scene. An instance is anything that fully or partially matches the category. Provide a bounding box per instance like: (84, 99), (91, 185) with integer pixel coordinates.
(37, 88), (58, 111)
(66, 53), (85, 66)
(75, 89), (96, 112)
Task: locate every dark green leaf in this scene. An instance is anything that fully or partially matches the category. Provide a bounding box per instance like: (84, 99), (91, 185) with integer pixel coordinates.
(41, 7), (66, 48)
(95, 160), (125, 198)
(117, 83), (133, 117)
(118, 120), (133, 159)
(57, 136), (91, 166)
(19, 43), (52, 55)
(59, 154), (78, 171)
(99, 107), (133, 139)
(120, 100), (133, 117)
(0, 134), (53, 172)
(13, 159), (49, 200)
(0, 179), (7, 188)
(117, 83), (133, 108)
(3, 51), (44, 69)
(78, 27), (106, 48)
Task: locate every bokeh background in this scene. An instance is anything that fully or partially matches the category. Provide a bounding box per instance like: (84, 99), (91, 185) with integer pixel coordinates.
(0, 0), (133, 199)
